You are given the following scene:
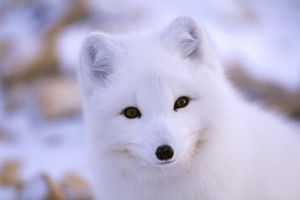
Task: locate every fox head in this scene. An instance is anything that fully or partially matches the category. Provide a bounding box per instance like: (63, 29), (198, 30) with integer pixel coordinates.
(78, 16), (228, 174)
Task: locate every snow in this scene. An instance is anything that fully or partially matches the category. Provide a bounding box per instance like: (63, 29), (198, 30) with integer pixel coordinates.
(55, 24), (90, 76)
(0, 186), (18, 200)
(0, 86), (89, 182)
(0, 109), (89, 182)
(0, 0), (70, 77)
(20, 176), (49, 200)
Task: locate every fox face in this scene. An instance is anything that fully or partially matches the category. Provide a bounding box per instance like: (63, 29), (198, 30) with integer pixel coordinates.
(78, 16), (225, 173)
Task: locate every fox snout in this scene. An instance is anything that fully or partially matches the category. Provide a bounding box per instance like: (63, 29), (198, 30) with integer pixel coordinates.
(155, 144), (174, 161)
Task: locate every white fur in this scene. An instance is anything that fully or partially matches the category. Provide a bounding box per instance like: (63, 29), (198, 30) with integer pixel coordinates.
(77, 16), (300, 200)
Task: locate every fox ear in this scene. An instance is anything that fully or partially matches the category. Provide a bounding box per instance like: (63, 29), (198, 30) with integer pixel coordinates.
(79, 32), (121, 86)
(162, 16), (207, 60)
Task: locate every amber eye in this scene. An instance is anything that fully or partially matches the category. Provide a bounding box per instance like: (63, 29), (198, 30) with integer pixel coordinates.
(123, 107), (141, 119)
(174, 96), (190, 111)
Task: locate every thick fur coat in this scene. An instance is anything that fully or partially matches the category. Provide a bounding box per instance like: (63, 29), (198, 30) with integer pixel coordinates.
(77, 16), (300, 200)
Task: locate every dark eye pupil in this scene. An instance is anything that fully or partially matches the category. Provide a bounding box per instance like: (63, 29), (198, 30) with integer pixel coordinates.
(127, 109), (136, 116)
(174, 96), (189, 110)
(178, 99), (186, 106)
(123, 107), (141, 119)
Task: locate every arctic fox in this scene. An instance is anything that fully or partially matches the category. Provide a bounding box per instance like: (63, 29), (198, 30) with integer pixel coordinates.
(77, 16), (300, 200)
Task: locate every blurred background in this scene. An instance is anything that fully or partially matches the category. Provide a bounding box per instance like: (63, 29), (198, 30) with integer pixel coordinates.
(0, 0), (299, 199)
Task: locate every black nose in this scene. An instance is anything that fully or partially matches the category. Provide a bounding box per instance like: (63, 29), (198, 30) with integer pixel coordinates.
(155, 144), (174, 160)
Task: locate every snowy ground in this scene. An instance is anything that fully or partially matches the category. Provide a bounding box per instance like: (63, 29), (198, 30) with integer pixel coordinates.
(0, 0), (300, 199)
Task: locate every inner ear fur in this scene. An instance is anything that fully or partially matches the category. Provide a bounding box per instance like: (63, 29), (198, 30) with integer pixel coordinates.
(80, 32), (121, 83)
(161, 16), (205, 60)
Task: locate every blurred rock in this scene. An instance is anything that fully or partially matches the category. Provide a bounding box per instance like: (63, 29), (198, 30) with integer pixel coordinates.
(227, 63), (300, 119)
(3, 83), (30, 112)
(0, 41), (12, 63)
(36, 77), (81, 120)
(61, 173), (93, 200)
(0, 128), (13, 142)
(0, 161), (23, 190)
(0, 163), (94, 200)
(288, 94), (300, 120)
(44, 174), (65, 200)
(20, 174), (64, 200)
(219, 0), (258, 26)
(1, 0), (88, 86)
(0, 128), (5, 140)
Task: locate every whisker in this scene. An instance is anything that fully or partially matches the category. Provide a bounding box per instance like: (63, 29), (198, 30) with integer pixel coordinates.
(113, 142), (142, 148)
(110, 148), (134, 158)
(185, 128), (209, 140)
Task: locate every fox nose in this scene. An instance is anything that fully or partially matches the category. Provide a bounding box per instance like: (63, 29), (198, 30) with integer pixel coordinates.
(155, 144), (174, 160)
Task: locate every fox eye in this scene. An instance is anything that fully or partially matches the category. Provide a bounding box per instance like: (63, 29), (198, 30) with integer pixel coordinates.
(122, 107), (141, 119)
(174, 96), (190, 111)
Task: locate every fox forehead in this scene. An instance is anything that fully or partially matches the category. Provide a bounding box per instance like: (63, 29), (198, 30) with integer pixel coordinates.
(114, 37), (201, 95)
(116, 36), (176, 72)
